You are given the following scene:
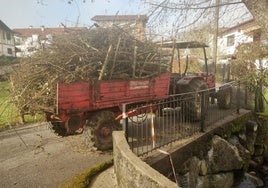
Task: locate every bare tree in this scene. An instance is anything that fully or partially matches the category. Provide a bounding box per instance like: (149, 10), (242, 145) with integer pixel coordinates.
(142, 0), (267, 113)
(143, 0), (251, 42)
(243, 0), (268, 39)
(232, 42), (268, 112)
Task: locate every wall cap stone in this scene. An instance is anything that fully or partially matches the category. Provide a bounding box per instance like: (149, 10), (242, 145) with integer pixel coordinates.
(113, 131), (178, 188)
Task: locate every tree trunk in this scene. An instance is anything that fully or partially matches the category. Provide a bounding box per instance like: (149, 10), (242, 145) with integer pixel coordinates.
(243, 0), (268, 40)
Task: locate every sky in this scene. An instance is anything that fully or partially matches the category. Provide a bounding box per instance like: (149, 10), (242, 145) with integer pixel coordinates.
(0, 0), (147, 29)
(0, 0), (252, 40)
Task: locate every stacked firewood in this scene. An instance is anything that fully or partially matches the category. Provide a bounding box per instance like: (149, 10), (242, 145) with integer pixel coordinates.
(10, 27), (168, 118)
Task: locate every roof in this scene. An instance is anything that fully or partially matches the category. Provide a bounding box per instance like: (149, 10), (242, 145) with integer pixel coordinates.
(220, 19), (260, 36)
(91, 15), (148, 22)
(13, 27), (88, 38)
(0, 20), (13, 32)
(159, 41), (208, 49)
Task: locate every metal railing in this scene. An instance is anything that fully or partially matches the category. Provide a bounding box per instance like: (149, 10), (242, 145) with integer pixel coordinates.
(122, 81), (245, 156)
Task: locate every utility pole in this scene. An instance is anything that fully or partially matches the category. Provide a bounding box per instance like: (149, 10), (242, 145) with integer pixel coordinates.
(212, 0), (220, 75)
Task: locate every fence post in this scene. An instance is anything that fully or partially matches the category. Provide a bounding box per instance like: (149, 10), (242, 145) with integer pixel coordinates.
(200, 91), (205, 132)
(122, 103), (129, 142)
(237, 81), (240, 114)
(150, 104), (156, 148)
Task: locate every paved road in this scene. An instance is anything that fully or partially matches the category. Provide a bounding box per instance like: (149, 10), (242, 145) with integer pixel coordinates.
(0, 123), (112, 188)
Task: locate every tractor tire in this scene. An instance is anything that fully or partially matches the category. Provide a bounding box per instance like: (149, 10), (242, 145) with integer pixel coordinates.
(217, 85), (232, 109)
(177, 79), (208, 121)
(89, 111), (121, 150)
(82, 125), (95, 149)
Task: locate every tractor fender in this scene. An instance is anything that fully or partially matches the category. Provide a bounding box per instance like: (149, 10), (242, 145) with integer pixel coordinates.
(177, 76), (204, 85)
(218, 83), (232, 90)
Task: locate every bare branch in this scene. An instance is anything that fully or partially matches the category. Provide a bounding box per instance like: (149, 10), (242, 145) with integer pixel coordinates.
(146, 1), (243, 11)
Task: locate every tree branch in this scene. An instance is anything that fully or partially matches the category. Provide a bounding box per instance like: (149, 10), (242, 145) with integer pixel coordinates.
(147, 1), (243, 11)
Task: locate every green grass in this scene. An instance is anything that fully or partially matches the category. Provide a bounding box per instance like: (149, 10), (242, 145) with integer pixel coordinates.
(257, 89), (268, 117)
(0, 81), (43, 129)
(0, 81), (10, 98)
(0, 81), (21, 127)
(264, 89), (268, 114)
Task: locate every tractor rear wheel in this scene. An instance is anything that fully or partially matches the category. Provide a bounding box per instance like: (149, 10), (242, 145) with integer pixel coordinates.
(177, 79), (208, 121)
(89, 111), (121, 150)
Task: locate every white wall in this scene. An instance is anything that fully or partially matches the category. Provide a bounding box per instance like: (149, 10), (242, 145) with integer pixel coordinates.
(218, 31), (253, 56)
(0, 44), (16, 56)
(0, 29), (16, 57)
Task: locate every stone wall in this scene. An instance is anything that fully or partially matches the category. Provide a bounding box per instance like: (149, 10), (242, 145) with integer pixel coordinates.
(112, 131), (177, 188)
(146, 111), (268, 187)
(146, 110), (252, 174)
(112, 110), (268, 187)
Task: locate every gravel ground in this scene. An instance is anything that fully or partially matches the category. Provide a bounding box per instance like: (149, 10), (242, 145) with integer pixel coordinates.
(0, 122), (112, 188)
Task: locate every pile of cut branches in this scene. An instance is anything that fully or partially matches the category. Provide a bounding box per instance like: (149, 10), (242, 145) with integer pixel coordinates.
(10, 27), (167, 120)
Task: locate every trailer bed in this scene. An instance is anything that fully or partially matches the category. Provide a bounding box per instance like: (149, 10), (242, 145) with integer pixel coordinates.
(57, 73), (171, 115)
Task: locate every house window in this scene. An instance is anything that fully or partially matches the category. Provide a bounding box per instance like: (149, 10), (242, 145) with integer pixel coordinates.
(227, 35), (235, 46)
(6, 32), (11, 40)
(7, 48), (12, 55)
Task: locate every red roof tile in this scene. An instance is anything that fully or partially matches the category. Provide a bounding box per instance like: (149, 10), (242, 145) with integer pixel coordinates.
(220, 19), (259, 35)
(13, 27), (88, 38)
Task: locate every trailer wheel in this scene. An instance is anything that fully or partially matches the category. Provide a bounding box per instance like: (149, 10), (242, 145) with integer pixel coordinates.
(217, 85), (232, 109)
(51, 121), (67, 136)
(91, 111), (121, 150)
(45, 112), (67, 136)
(65, 114), (84, 135)
(177, 79), (208, 121)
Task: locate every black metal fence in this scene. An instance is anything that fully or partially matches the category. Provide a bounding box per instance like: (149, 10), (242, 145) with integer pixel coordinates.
(122, 81), (248, 156)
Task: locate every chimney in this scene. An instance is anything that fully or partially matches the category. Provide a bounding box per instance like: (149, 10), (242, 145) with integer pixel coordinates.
(59, 23), (66, 28)
(41, 25), (45, 32)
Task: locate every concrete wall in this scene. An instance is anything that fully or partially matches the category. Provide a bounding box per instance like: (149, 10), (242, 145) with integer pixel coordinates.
(113, 131), (178, 188)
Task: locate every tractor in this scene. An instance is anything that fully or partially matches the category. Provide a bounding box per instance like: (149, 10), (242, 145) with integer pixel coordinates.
(161, 41), (232, 120)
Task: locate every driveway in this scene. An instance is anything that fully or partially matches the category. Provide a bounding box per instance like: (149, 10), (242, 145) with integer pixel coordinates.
(0, 123), (112, 188)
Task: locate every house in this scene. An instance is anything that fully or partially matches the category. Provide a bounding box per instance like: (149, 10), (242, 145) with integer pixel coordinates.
(91, 15), (148, 41)
(13, 25), (88, 57)
(216, 19), (268, 81)
(0, 20), (15, 57)
(217, 19), (262, 60)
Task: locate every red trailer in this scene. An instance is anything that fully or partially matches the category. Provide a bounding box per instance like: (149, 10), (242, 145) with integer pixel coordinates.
(47, 72), (171, 150)
(46, 41), (232, 150)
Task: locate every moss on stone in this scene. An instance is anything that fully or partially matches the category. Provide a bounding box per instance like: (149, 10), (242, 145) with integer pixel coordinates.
(257, 112), (268, 118)
(231, 119), (246, 134)
(212, 114), (253, 142)
(59, 157), (113, 188)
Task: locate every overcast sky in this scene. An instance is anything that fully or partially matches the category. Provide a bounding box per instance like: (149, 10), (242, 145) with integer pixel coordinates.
(0, 0), (147, 29)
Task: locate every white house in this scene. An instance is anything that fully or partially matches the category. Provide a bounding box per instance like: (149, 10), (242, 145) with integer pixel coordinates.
(0, 20), (15, 57)
(13, 26), (88, 57)
(218, 19), (262, 60)
(217, 19), (268, 79)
